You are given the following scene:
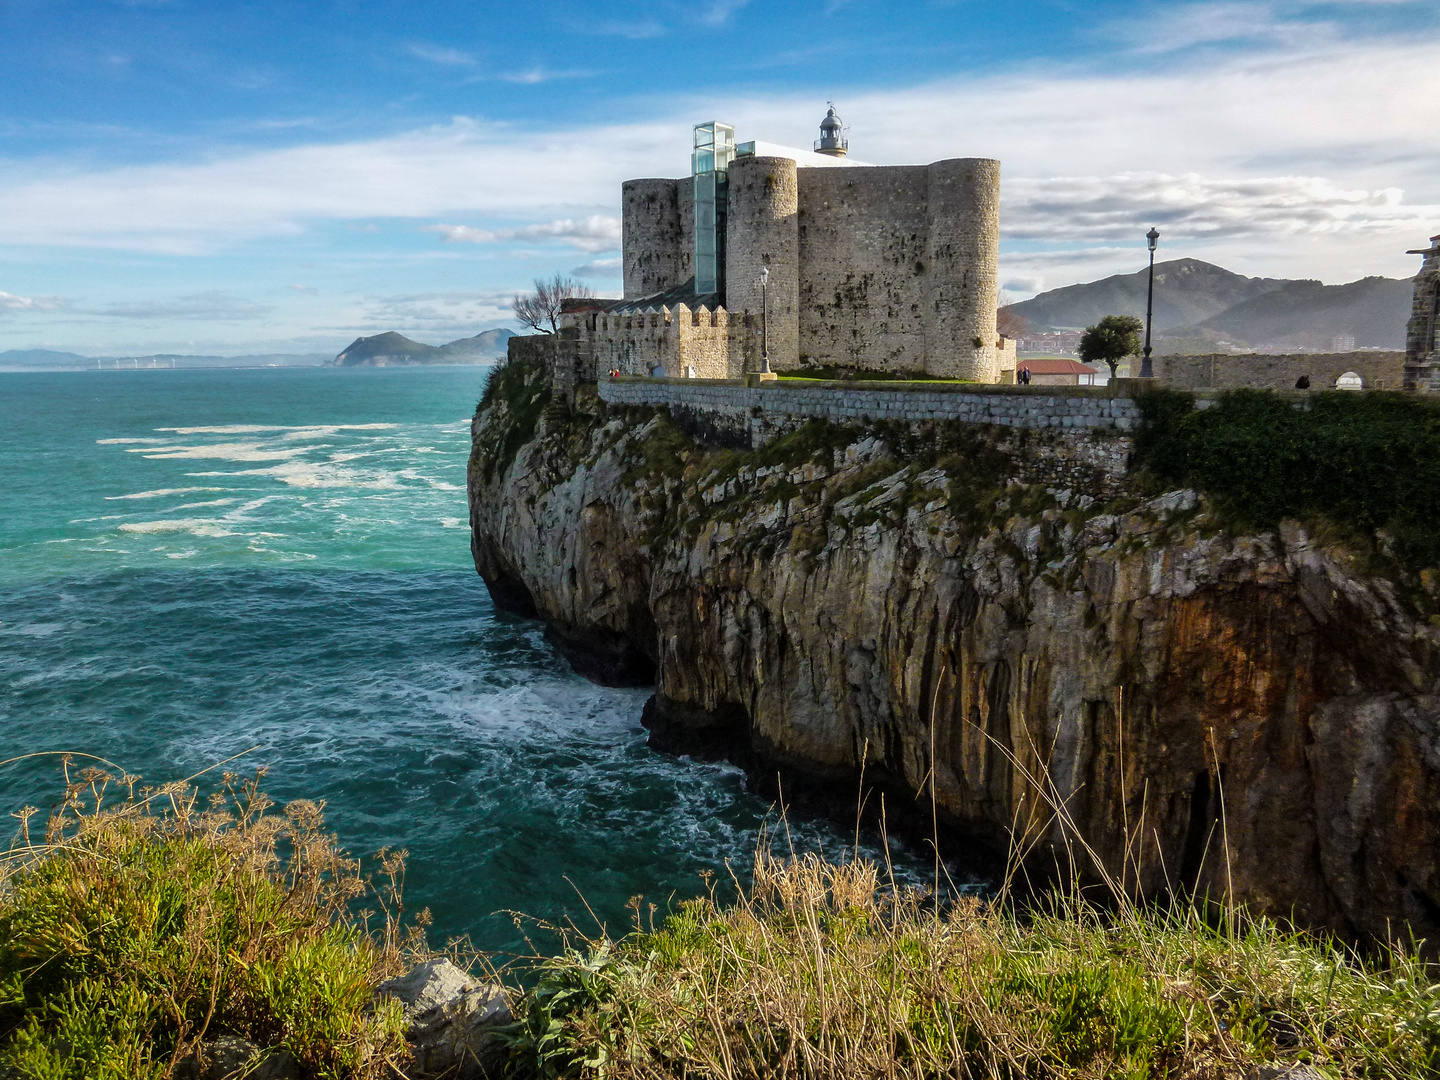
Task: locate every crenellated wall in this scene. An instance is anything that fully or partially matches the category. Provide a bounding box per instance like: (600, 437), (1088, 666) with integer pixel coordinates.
(566, 307), (756, 380)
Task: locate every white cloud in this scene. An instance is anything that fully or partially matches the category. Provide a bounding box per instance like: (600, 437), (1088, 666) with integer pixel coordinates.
(87, 292), (272, 321)
(407, 42), (477, 67)
(0, 291), (66, 314)
(358, 290), (515, 332)
(0, 28), (1436, 293)
(1004, 173), (1434, 244)
(698, 0), (753, 26)
(571, 258), (623, 278)
(424, 215), (622, 253)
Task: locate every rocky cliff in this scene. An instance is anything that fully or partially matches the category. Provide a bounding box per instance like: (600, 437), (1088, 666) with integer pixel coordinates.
(467, 355), (1440, 945)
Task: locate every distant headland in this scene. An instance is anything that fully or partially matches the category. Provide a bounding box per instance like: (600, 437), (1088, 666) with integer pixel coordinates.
(330, 329), (515, 367)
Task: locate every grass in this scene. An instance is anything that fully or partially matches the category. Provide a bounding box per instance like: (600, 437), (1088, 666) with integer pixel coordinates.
(3, 759), (1437, 1079)
(503, 845), (1440, 1080)
(0, 757), (421, 1080)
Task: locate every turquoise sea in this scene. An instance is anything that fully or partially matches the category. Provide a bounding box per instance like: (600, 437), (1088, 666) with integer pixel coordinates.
(0, 366), (920, 955)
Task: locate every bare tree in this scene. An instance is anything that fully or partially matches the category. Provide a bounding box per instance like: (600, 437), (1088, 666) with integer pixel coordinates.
(996, 304), (1029, 340)
(512, 274), (594, 334)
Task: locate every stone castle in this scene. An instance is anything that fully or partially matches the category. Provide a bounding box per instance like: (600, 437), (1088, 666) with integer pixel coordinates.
(555, 111), (1011, 389)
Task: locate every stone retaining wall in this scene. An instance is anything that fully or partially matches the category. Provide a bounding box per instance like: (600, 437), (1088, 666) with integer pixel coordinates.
(598, 376), (1141, 439)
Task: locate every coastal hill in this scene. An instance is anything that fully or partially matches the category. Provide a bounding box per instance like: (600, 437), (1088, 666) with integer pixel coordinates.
(332, 329), (514, 366)
(1011, 258), (1413, 351)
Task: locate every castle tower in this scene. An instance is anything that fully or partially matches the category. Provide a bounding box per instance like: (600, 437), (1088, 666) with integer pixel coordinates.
(726, 155), (800, 370)
(924, 158), (1002, 381)
(622, 179), (683, 299)
(814, 105), (848, 157)
(1404, 233), (1440, 391)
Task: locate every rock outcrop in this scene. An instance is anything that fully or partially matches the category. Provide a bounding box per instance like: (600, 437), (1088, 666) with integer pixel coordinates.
(468, 366), (1440, 946)
(377, 958), (511, 1079)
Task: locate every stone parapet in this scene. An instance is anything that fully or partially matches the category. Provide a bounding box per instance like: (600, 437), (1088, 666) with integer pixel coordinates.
(1153, 352), (1405, 392)
(597, 375), (1143, 449)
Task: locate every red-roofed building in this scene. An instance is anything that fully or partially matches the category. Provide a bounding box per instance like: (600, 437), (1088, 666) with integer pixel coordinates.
(1017, 358), (1101, 386)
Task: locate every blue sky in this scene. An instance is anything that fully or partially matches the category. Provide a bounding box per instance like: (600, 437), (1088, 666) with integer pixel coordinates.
(2, 0), (1438, 355)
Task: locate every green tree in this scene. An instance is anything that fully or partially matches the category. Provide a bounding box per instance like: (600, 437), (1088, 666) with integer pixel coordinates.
(1079, 315), (1144, 378)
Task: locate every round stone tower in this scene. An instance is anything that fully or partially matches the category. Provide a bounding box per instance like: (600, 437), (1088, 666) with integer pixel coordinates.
(923, 158), (1001, 381)
(622, 178), (682, 300)
(725, 155), (800, 371)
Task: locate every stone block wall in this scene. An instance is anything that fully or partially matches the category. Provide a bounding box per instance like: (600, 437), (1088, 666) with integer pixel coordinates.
(622, 180), (684, 299)
(797, 166), (930, 372)
(598, 377), (1140, 436)
(575, 307), (756, 380)
(726, 156), (801, 371)
(1153, 352), (1405, 391)
(597, 376), (1134, 492)
(924, 159), (1001, 382)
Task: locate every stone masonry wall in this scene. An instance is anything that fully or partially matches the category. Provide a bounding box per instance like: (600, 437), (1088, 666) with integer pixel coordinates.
(596, 376), (1133, 491)
(582, 307), (755, 379)
(599, 376), (1138, 440)
(796, 166), (931, 372)
(1154, 351), (1405, 391)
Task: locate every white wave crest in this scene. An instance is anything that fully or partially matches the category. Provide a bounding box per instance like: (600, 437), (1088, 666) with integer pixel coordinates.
(106, 487), (226, 501)
(134, 442), (316, 462)
(156, 423), (398, 435)
(117, 519), (234, 537)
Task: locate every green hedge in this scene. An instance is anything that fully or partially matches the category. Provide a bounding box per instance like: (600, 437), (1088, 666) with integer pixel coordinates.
(1133, 388), (1440, 571)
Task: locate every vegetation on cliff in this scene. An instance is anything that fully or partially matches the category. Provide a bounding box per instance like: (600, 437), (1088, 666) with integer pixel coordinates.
(0, 762), (420, 1080)
(506, 849), (1440, 1080)
(471, 346), (552, 484)
(1134, 388), (1440, 577)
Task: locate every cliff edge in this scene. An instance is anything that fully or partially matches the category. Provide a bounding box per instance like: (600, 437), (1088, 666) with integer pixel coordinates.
(467, 349), (1440, 944)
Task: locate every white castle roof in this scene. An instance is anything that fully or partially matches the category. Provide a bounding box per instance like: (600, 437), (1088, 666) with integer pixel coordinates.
(734, 140), (873, 169)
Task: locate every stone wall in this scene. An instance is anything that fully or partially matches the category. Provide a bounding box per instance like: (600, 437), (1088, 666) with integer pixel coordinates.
(1154, 351), (1406, 391)
(622, 180), (684, 300)
(598, 376), (1140, 449)
(727, 156), (801, 371)
(578, 307), (756, 380)
(924, 159), (1001, 382)
(797, 166), (930, 372)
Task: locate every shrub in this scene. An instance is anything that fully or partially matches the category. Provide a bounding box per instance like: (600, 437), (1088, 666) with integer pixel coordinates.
(0, 764), (418, 1080)
(1133, 388), (1440, 572)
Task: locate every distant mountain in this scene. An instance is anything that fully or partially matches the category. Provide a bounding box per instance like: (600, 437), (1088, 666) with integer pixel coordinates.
(333, 328), (515, 366)
(1010, 259), (1413, 351)
(1187, 276), (1412, 351)
(0, 350), (330, 369)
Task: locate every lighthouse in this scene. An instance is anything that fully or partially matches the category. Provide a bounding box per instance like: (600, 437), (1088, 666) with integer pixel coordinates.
(814, 105), (848, 157)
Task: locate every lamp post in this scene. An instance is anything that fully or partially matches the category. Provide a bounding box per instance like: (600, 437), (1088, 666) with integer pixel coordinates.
(759, 265), (771, 374)
(1140, 227), (1160, 378)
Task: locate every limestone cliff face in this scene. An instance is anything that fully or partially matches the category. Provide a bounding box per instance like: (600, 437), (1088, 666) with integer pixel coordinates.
(469, 381), (1440, 944)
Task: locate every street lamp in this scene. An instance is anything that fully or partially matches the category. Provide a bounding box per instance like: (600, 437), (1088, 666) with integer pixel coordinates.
(1140, 227), (1160, 379)
(759, 265), (771, 374)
